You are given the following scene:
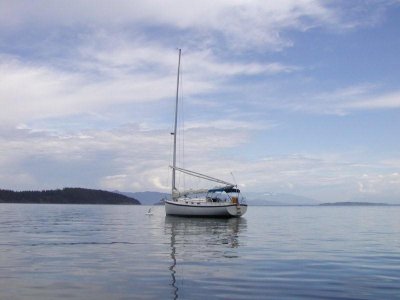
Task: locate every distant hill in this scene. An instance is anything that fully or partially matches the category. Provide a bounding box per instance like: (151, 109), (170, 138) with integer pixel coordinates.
(116, 190), (319, 206)
(348, 195), (399, 205)
(244, 192), (319, 206)
(320, 202), (389, 206)
(116, 191), (170, 205)
(0, 188), (140, 205)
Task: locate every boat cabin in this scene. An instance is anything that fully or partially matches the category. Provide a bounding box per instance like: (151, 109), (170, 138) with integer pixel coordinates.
(206, 186), (241, 203)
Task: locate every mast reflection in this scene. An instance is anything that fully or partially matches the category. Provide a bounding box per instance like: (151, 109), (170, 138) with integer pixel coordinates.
(165, 216), (247, 299)
(168, 218), (178, 300)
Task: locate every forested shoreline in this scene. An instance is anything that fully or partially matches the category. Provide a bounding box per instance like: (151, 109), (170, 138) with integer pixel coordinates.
(0, 188), (140, 205)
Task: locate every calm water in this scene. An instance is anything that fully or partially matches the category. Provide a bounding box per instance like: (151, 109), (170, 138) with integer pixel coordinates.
(0, 204), (399, 299)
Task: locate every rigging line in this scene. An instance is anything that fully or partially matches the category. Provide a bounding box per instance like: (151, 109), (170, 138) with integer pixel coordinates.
(178, 66), (185, 190)
(171, 166), (235, 186)
(172, 48), (181, 191)
(179, 52), (185, 191)
(230, 172), (238, 187)
(167, 133), (174, 190)
(168, 75), (176, 190)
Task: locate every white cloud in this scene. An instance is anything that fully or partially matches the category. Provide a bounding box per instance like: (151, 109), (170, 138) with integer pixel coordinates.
(1, 0), (399, 201)
(0, 0), (353, 51)
(231, 154), (400, 202)
(184, 119), (277, 131)
(317, 87), (400, 114)
(1, 1), (394, 129)
(100, 174), (128, 190)
(346, 91), (400, 110)
(284, 84), (400, 114)
(247, 82), (400, 115)
(1, 120), (399, 202)
(357, 172), (400, 196)
(0, 39), (297, 126)
(0, 119), (257, 191)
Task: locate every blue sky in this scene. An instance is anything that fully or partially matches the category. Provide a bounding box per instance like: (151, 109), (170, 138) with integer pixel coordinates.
(0, 0), (399, 202)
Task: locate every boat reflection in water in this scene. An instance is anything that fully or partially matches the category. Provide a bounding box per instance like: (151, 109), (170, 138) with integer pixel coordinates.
(164, 216), (247, 299)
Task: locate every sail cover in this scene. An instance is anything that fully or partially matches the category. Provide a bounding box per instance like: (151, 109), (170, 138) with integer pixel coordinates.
(208, 186), (240, 193)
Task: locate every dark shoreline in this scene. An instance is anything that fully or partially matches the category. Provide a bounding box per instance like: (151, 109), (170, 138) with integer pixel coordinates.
(0, 188), (140, 205)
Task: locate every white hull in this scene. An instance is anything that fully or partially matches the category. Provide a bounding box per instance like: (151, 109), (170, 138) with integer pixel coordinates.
(165, 200), (247, 218)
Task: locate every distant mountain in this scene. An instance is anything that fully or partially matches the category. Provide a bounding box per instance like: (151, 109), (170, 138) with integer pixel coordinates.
(116, 190), (319, 206)
(244, 192), (319, 206)
(348, 195), (400, 205)
(320, 201), (389, 206)
(116, 191), (170, 205)
(0, 188), (140, 205)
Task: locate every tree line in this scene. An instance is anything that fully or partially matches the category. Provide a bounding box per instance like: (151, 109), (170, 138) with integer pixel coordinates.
(0, 188), (140, 205)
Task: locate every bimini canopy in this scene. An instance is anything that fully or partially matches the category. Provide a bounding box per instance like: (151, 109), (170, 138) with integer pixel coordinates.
(208, 186), (240, 193)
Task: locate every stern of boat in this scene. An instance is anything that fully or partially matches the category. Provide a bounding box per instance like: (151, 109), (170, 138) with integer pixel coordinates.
(227, 204), (247, 217)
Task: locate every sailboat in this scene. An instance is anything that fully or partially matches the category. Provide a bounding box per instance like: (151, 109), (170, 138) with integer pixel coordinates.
(165, 49), (247, 218)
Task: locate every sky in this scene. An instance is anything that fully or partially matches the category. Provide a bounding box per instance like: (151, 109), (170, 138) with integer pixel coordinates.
(1, 0), (400, 202)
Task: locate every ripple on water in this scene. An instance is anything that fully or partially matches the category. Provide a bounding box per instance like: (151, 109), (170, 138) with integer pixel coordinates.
(0, 204), (399, 299)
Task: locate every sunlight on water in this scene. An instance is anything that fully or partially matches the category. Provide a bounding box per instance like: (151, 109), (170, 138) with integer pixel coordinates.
(0, 204), (399, 299)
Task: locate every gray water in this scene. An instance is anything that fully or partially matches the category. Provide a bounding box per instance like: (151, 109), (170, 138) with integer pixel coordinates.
(0, 204), (399, 299)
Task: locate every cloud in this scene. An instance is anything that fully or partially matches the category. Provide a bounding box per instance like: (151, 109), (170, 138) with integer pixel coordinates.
(161, 150), (400, 202)
(0, 0), (366, 52)
(357, 172), (400, 197)
(0, 119), (258, 191)
(2, 1), (395, 127)
(230, 154), (400, 202)
(184, 119), (277, 131)
(1, 119), (399, 203)
(243, 81), (400, 115)
(0, 123), (169, 190)
(314, 87), (400, 114)
(346, 91), (400, 110)
(0, 37), (300, 129)
(1, 0), (399, 202)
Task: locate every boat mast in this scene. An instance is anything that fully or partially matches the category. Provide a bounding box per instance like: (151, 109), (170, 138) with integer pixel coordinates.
(172, 48), (181, 195)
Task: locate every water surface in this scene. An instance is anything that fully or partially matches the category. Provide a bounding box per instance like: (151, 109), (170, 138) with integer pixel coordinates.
(1, 204), (399, 299)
